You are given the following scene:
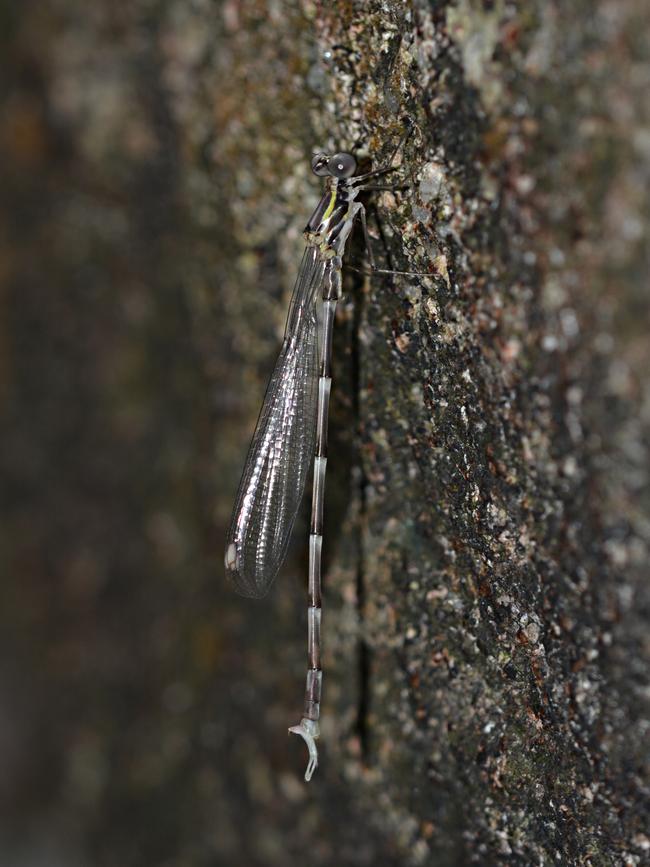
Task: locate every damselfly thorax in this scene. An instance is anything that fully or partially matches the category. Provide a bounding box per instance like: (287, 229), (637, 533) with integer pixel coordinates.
(306, 180), (360, 258)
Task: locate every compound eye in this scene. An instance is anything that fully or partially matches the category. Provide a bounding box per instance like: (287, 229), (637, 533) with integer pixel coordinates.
(327, 152), (357, 179)
(311, 152), (330, 177)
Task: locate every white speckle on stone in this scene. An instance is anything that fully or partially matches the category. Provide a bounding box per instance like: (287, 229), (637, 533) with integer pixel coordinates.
(524, 622), (540, 643)
(560, 307), (579, 338)
(633, 834), (650, 851)
(514, 174), (535, 195)
(419, 162), (448, 201)
(563, 456), (578, 477)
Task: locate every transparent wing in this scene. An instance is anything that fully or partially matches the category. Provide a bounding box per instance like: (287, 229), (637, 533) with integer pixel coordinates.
(225, 246), (325, 598)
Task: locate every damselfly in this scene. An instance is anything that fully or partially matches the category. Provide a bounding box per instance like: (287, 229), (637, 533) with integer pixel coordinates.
(225, 128), (425, 780)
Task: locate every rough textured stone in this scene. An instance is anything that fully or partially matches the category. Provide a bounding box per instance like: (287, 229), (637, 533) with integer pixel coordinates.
(1, 1), (648, 865)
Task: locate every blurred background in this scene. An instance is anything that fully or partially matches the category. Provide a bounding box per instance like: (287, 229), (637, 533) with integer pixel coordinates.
(2, 1), (650, 866)
(0, 2), (380, 865)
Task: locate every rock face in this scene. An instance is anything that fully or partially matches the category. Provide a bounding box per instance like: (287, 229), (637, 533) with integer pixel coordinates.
(1, 2), (648, 865)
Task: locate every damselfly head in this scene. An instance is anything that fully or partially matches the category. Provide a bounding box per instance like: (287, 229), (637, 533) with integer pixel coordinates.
(311, 151), (357, 179)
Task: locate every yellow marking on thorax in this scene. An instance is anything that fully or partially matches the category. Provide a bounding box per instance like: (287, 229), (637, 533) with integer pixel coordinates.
(322, 190), (337, 222)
